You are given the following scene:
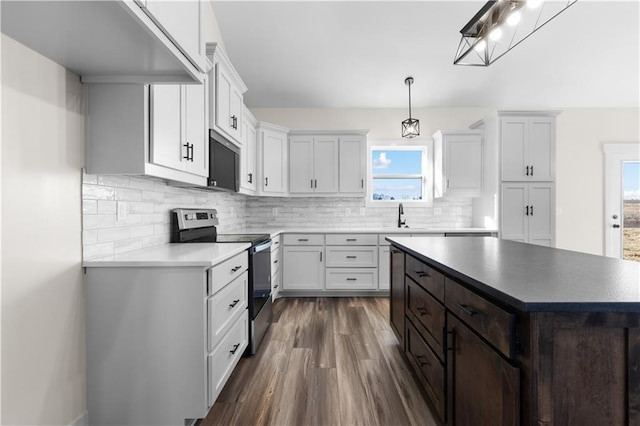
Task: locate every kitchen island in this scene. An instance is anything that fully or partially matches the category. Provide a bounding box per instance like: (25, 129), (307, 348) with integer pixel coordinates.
(388, 236), (639, 426)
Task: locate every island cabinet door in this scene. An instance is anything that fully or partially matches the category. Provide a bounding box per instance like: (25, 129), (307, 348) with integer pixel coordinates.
(447, 313), (520, 426)
(389, 247), (405, 350)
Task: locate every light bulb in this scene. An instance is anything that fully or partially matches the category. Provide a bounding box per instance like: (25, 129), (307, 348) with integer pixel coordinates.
(489, 26), (503, 41)
(474, 39), (487, 52)
(528, 0), (543, 9)
(507, 11), (521, 26)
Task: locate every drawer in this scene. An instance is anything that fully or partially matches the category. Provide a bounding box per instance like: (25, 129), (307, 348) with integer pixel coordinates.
(208, 312), (248, 407)
(325, 233), (378, 245)
(406, 320), (446, 423)
(445, 277), (516, 359)
(208, 271), (248, 351)
(325, 268), (378, 290)
(282, 234), (324, 245)
(406, 279), (446, 360)
(325, 246), (377, 267)
(209, 250), (248, 296)
(405, 254), (445, 301)
(270, 234), (281, 251)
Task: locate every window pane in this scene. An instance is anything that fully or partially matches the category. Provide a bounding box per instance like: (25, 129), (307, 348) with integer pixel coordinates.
(372, 150), (422, 175)
(372, 178), (422, 200)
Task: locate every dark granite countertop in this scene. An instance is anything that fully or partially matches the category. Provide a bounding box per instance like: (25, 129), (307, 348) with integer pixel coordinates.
(387, 236), (640, 313)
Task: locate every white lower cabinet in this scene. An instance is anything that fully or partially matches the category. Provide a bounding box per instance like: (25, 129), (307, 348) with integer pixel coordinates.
(501, 182), (554, 246)
(325, 268), (378, 290)
(282, 245), (325, 290)
(84, 250), (249, 426)
(270, 234), (281, 299)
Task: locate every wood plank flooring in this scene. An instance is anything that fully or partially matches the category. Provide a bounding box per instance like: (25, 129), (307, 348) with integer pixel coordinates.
(202, 297), (437, 426)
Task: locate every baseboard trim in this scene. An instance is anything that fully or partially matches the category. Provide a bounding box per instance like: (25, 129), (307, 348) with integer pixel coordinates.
(70, 411), (88, 426)
(278, 291), (389, 298)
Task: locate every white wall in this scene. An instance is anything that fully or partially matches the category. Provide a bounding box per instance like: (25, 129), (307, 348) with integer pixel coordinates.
(1, 34), (85, 425)
(252, 107), (640, 255)
(555, 109), (640, 255)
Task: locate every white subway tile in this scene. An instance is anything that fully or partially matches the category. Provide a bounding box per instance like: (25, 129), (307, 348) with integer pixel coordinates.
(142, 191), (164, 203)
(115, 188), (143, 201)
(128, 201), (154, 214)
(130, 176), (156, 191)
(83, 184), (115, 200)
(130, 224), (155, 238)
(83, 214), (115, 229)
(83, 229), (98, 245)
(114, 239), (143, 254)
(83, 200), (97, 214)
(98, 200), (117, 214)
(98, 227), (130, 242)
(98, 175), (131, 188)
(84, 242), (114, 259)
(83, 170), (98, 185)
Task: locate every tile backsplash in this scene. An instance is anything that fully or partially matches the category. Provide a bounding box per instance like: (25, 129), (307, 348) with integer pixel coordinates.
(82, 172), (472, 260)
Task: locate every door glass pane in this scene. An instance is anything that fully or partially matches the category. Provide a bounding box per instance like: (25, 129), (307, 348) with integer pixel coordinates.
(623, 161), (640, 262)
(372, 178), (422, 200)
(372, 150), (422, 175)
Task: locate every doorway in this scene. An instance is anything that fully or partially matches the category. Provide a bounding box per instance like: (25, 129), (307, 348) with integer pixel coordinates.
(604, 143), (640, 260)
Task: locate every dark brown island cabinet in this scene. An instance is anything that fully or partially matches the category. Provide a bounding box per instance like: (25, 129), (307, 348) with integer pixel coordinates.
(388, 236), (640, 426)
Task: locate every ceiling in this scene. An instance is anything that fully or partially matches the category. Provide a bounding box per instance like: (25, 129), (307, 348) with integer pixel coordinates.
(210, 1), (640, 109)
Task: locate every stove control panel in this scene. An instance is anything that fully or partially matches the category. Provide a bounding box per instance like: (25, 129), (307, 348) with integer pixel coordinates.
(173, 208), (219, 230)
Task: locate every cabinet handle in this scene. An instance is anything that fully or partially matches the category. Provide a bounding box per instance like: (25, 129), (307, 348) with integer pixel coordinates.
(456, 303), (481, 317)
(229, 299), (240, 308)
(446, 179), (450, 189)
(188, 143), (194, 162)
(415, 306), (430, 316)
(530, 205), (534, 216)
(361, 179), (364, 188)
(346, 255), (357, 259)
(248, 173), (253, 184)
(415, 270), (429, 278)
(415, 354), (430, 367)
(231, 265), (242, 272)
(346, 278), (357, 281)
(273, 259), (279, 264)
(346, 238), (357, 242)
(526, 165), (530, 176)
(525, 205), (529, 216)
(320, 252), (323, 262)
(530, 165), (534, 176)
(229, 343), (240, 354)
(298, 238), (309, 242)
(183, 143), (190, 160)
(311, 179), (314, 189)
(230, 115), (238, 130)
(314, 179), (317, 188)
(274, 284), (279, 288)
(265, 177), (268, 187)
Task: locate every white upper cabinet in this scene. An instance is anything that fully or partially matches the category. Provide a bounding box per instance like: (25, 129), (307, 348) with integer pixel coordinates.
(501, 182), (554, 246)
(501, 116), (555, 181)
(1, 0), (205, 83)
(339, 135), (366, 195)
(141, 1), (207, 73)
(240, 106), (258, 194)
(288, 132), (367, 197)
(207, 43), (247, 146)
(433, 130), (483, 198)
(289, 135), (339, 194)
(257, 122), (289, 196)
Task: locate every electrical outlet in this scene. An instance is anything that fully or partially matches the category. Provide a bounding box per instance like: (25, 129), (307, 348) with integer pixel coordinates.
(116, 201), (127, 222)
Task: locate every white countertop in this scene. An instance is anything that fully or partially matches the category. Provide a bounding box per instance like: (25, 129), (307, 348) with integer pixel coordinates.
(83, 242), (250, 268)
(234, 227), (497, 238)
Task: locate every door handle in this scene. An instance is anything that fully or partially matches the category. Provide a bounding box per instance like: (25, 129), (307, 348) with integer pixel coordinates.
(248, 173), (253, 184)
(613, 224), (621, 229)
(525, 205), (529, 216)
(183, 143), (190, 160)
(229, 343), (240, 354)
(526, 165), (530, 176)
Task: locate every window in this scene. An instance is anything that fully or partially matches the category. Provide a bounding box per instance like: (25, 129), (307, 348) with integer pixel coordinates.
(369, 143), (431, 204)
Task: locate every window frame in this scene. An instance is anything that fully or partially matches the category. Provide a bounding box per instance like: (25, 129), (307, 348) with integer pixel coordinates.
(366, 139), (433, 206)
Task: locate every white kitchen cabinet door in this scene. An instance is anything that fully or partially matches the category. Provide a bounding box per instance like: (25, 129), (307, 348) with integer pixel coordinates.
(184, 80), (208, 177)
(339, 135), (366, 195)
(501, 182), (554, 246)
(282, 246), (324, 290)
(325, 268), (378, 290)
(314, 136), (339, 193)
(240, 106), (257, 194)
(214, 65), (243, 145)
(150, 84), (184, 171)
(142, 0), (206, 72)
(501, 117), (554, 182)
(258, 124), (288, 196)
(527, 183), (554, 246)
(434, 131), (483, 198)
(289, 135), (314, 193)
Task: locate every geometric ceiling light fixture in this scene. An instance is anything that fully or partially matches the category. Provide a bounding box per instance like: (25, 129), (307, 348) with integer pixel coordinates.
(401, 76), (420, 138)
(454, 0), (578, 66)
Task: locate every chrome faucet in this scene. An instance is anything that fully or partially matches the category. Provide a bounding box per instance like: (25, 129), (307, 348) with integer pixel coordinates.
(397, 203), (406, 228)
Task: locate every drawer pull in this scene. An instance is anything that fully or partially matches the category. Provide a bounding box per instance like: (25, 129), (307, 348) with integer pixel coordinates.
(415, 270), (430, 278)
(229, 299), (240, 308)
(274, 284), (279, 288)
(346, 278), (357, 281)
(457, 303), (481, 317)
(416, 354), (430, 367)
(274, 259), (279, 264)
(415, 306), (430, 316)
(298, 238), (309, 242)
(346, 238), (357, 242)
(231, 265), (243, 272)
(346, 255), (357, 259)
(229, 343), (240, 355)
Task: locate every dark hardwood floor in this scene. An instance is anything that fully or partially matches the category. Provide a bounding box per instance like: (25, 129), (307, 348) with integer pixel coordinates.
(202, 297), (437, 426)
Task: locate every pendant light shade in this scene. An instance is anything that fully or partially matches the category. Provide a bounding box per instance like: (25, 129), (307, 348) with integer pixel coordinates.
(402, 77), (420, 138)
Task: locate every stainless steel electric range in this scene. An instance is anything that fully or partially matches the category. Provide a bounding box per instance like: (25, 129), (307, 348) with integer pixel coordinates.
(170, 208), (272, 356)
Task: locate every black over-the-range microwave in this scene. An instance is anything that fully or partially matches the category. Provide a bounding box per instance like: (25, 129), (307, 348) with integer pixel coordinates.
(209, 129), (240, 192)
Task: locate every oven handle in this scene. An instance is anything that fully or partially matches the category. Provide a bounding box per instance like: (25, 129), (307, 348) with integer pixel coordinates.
(251, 239), (272, 254)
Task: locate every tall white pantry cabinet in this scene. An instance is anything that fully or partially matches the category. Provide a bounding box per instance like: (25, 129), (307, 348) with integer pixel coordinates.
(474, 111), (559, 247)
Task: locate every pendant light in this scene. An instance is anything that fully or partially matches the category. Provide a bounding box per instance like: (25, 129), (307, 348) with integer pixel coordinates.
(401, 77), (420, 138)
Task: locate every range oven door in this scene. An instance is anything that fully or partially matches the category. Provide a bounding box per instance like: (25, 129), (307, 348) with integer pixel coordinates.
(249, 239), (272, 320)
